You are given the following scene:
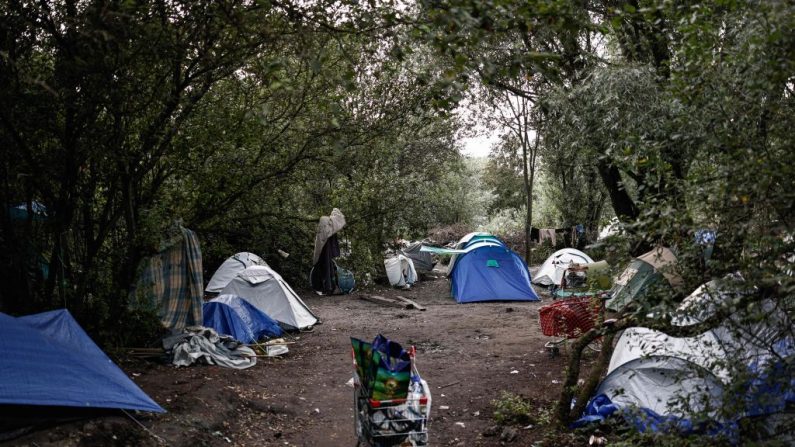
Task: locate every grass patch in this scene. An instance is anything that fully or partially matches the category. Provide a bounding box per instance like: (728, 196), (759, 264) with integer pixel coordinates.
(492, 391), (534, 425)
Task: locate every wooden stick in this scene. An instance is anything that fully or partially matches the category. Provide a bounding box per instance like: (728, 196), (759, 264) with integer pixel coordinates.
(395, 295), (426, 311)
(120, 348), (164, 352)
(359, 294), (410, 309)
(437, 380), (461, 389)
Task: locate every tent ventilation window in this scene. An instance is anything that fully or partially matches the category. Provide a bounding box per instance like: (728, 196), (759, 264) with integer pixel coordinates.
(486, 259), (499, 268)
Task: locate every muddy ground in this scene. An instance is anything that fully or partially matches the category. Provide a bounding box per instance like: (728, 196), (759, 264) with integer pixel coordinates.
(6, 269), (601, 447)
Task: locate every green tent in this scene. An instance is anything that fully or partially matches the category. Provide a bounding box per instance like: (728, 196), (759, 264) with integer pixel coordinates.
(606, 247), (684, 312)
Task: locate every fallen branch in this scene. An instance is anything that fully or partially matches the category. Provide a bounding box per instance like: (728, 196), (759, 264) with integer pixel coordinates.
(395, 295), (426, 311)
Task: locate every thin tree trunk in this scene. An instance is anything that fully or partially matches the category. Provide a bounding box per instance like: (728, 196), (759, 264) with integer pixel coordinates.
(596, 158), (639, 223)
(522, 135), (531, 262)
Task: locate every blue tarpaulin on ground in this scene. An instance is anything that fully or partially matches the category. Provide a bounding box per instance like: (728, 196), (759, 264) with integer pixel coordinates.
(0, 309), (164, 412)
(203, 295), (283, 343)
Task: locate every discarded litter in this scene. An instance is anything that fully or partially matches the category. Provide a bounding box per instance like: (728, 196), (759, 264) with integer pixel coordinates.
(439, 405), (450, 410)
(266, 344), (289, 357)
(454, 422), (466, 428)
(510, 370), (519, 374)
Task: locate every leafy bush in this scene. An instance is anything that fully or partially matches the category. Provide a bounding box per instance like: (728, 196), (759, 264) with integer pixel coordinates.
(492, 391), (534, 425)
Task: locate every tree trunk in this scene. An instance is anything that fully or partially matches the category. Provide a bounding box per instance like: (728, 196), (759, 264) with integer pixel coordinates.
(596, 157), (638, 223)
(522, 135), (532, 262)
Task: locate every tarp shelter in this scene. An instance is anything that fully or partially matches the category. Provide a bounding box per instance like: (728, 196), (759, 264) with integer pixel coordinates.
(384, 254), (418, 288)
(606, 247), (683, 312)
(129, 225), (204, 331)
(205, 252), (267, 293)
(0, 309), (164, 413)
(401, 241), (436, 272)
(448, 234), (539, 303)
(578, 279), (794, 437)
(221, 265), (318, 330)
(311, 208), (346, 294)
(533, 248), (594, 286)
(203, 295), (283, 343)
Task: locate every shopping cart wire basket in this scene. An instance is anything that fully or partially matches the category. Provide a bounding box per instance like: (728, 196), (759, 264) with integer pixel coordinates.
(353, 346), (431, 447)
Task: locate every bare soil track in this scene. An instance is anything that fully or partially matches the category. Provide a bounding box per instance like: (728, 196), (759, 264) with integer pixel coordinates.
(7, 272), (600, 447)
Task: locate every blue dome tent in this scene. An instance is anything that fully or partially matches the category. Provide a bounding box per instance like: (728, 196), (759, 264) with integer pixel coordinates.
(448, 234), (539, 303)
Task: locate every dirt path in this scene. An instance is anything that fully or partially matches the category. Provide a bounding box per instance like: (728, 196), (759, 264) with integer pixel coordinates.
(8, 272), (596, 447)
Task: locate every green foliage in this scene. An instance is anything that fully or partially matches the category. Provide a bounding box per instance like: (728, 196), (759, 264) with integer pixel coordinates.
(482, 135), (526, 214)
(0, 1), (470, 340)
(1, 2), (793, 443)
(492, 391), (534, 425)
(414, 0), (795, 440)
(105, 307), (168, 349)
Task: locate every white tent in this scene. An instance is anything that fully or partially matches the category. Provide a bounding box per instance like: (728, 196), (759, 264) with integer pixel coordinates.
(384, 255), (418, 288)
(533, 248), (594, 286)
(220, 265), (318, 330)
(591, 278), (794, 431)
(205, 252), (267, 293)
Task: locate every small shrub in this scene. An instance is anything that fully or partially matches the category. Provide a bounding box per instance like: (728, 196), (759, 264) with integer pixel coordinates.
(492, 391), (534, 425)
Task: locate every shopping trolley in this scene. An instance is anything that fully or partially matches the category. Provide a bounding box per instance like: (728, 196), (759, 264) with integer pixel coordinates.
(538, 292), (607, 356)
(353, 347), (431, 447)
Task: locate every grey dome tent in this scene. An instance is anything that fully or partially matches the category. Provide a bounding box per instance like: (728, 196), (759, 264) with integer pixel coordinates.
(605, 247), (684, 312)
(579, 278), (795, 437)
(206, 252), (267, 293)
(221, 265), (318, 330)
